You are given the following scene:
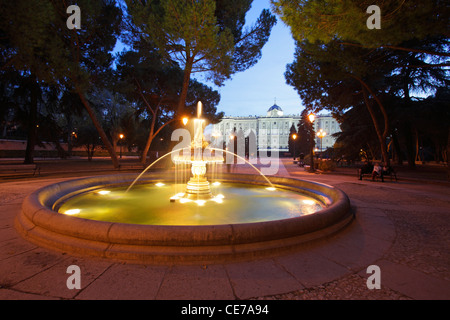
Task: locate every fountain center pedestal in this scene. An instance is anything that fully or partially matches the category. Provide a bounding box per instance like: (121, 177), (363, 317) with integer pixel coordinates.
(172, 102), (223, 202)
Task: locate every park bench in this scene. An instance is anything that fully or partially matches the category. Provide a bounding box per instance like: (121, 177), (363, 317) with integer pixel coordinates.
(118, 163), (146, 171)
(357, 165), (397, 182)
(0, 164), (41, 176)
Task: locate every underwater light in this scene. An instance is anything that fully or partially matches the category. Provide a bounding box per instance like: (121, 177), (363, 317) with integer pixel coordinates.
(213, 197), (223, 204)
(64, 209), (81, 215)
(195, 200), (206, 206)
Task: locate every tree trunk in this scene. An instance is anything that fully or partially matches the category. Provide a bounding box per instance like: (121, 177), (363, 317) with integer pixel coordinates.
(76, 88), (120, 169)
(391, 129), (403, 165)
(402, 68), (415, 169)
(141, 115), (156, 165)
(177, 59), (194, 116)
(24, 78), (39, 164)
(403, 121), (416, 169)
(446, 127), (450, 181)
(352, 75), (390, 166)
(362, 87), (390, 166)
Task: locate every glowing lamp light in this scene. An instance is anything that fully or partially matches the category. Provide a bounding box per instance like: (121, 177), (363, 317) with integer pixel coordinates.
(97, 190), (111, 195)
(212, 182), (221, 186)
(182, 117), (189, 126)
(266, 187), (276, 191)
(155, 183), (165, 187)
(64, 209), (81, 216)
(302, 199), (316, 205)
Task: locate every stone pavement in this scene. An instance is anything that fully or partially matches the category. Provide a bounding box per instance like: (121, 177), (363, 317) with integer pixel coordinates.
(0, 158), (449, 300)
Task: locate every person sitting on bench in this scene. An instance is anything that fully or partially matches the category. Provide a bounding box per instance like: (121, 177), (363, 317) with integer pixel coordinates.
(359, 161), (373, 180)
(381, 163), (396, 182)
(372, 162), (382, 181)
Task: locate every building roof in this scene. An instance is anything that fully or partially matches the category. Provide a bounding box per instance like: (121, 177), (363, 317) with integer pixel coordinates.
(267, 104), (283, 112)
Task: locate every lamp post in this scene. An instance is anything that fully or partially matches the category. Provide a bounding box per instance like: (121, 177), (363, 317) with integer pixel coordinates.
(317, 129), (326, 157)
(292, 133), (297, 161)
(119, 133), (124, 159)
(308, 113), (315, 173)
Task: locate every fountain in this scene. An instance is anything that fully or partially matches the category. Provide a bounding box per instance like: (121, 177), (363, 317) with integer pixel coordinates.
(171, 102), (224, 202)
(15, 101), (353, 264)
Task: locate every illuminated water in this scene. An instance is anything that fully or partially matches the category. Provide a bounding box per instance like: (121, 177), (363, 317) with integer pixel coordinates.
(56, 183), (324, 226)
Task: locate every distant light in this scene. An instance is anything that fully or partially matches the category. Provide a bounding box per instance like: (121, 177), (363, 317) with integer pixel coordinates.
(212, 182), (221, 186)
(266, 187), (276, 191)
(97, 190), (111, 195)
(216, 194), (225, 199)
(155, 183), (165, 187)
(182, 117), (189, 126)
(302, 199), (316, 205)
(64, 209), (80, 215)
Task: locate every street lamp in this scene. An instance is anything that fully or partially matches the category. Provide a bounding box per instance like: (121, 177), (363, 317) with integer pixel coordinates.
(308, 113), (315, 173)
(317, 129), (326, 156)
(182, 117), (189, 126)
(292, 133), (297, 161)
(119, 133), (125, 159)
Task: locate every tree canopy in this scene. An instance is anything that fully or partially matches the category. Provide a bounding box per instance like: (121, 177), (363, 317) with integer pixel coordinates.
(271, 0), (450, 58)
(125, 0), (276, 115)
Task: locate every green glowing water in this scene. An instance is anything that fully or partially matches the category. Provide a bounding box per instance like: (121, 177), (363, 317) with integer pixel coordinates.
(56, 183), (324, 226)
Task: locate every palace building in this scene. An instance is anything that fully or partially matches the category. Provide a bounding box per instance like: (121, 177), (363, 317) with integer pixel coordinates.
(211, 103), (340, 154)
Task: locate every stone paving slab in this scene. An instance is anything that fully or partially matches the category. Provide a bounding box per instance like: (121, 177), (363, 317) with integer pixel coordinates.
(76, 263), (167, 300)
(225, 259), (302, 299)
(12, 256), (113, 299)
(273, 250), (351, 288)
(361, 259), (450, 300)
(156, 264), (234, 300)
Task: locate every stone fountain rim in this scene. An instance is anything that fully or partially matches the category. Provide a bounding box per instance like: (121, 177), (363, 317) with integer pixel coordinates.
(15, 173), (353, 264)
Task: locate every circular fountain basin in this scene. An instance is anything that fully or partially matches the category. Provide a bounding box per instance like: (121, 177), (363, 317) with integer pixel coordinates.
(15, 173), (353, 264)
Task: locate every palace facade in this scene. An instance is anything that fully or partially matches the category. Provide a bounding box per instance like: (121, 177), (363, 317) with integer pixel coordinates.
(211, 103), (340, 154)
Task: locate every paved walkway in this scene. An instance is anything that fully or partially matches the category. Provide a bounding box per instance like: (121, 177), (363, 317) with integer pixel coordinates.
(0, 158), (449, 300)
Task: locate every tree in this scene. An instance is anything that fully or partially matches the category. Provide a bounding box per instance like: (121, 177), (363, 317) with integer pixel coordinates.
(74, 123), (103, 162)
(271, 0), (450, 59)
(125, 0), (276, 116)
(0, 0), (124, 167)
(382, 40), (449, 168)
(0, 0), (62, 163)
(116, 46), (222, 163)
(333, 104), (380, 162)
(52, 0), (123, 168)
(286, 40), (392, 165)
